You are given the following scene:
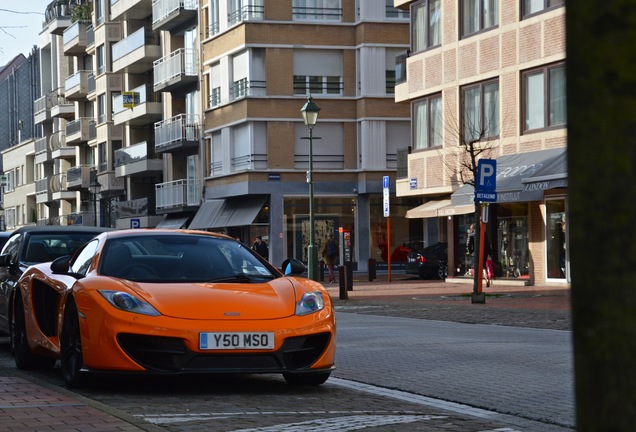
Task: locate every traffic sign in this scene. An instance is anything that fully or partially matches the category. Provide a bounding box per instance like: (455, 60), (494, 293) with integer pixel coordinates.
(476, 159), (497, 193)
(383, 176), (390, 217)
(475, 191), (497, 202)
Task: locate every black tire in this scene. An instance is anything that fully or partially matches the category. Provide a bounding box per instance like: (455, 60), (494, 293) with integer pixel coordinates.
(60, 298), (87, 388)
(283, 372), (331, 386)
(11, 294), (57, 370)
(437, 263), (448, 280)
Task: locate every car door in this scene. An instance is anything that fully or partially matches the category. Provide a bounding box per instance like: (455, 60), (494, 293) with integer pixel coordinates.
(0, 233), (23, 334)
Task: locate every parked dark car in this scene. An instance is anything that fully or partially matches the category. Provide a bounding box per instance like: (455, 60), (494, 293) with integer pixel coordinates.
(0, 226), (111, 336)
(405, 242), (448, 279)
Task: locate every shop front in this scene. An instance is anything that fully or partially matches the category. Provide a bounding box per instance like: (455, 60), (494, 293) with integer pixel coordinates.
(448, 148), (568, 285)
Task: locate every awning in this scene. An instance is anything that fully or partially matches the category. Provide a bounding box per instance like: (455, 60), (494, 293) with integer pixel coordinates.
(450, 148), (567, 204)
(188, 196), (267, 230)
(405, 199), (451, 218)
(156, 215), (190, 229)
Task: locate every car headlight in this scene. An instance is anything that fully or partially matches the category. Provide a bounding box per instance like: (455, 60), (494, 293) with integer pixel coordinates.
(99, 290), (161, 316)
(295, 291), (325, 316)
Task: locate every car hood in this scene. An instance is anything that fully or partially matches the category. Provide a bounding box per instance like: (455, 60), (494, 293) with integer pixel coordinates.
(123, 277), (298, 320)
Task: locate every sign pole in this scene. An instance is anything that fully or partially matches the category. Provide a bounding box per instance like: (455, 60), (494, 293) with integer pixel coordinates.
(383, 176), (391, 283)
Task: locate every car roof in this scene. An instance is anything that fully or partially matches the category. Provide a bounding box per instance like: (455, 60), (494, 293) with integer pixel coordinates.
(9, 226), (113, 236)
(98, 229), (230, 239)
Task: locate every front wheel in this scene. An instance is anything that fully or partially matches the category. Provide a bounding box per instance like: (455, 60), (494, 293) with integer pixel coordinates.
(437, 263), (448, 280)
(283, 372), (331, 386)
(60, 298), (88, 388)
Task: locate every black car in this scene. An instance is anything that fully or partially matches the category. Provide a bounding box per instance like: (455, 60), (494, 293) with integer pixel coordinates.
(0, 226), (111, 336)
(405, 242), (448, 279)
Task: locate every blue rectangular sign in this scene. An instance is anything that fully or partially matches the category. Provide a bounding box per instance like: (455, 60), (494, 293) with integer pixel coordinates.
(475, 191), (497, 202)
(476, 159), (497, 193)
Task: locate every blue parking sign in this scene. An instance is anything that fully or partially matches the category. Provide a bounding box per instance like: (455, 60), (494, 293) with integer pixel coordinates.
(476, 159), (496, 193)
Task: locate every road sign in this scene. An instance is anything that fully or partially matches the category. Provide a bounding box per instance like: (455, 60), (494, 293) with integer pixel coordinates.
(475, 191), (497, 202)
(383, 176), (390, 217)
(476, 159), (497, 193)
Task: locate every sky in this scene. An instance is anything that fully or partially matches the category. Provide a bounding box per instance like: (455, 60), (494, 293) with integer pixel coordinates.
(0, 0), (52, 66)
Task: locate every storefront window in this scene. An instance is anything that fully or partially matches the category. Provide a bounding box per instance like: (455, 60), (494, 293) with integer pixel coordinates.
(497, 204), (529, 278)
(284, 197), (356, 264)
(546, 198), (567, 280)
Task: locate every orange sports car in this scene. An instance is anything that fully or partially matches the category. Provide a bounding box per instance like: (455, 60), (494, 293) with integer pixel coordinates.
(12, 229), (335, 387)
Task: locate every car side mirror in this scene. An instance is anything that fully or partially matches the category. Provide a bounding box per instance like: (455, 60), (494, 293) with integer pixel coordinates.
(281, 258), (306, 276)
(50, 255), (71, 275)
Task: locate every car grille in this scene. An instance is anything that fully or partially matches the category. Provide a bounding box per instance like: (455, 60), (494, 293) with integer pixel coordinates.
(116, 333), (331, 373)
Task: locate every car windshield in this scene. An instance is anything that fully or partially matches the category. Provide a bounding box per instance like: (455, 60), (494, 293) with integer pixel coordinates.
(99, 234), (278, 283)
(24, 233), (101, 264)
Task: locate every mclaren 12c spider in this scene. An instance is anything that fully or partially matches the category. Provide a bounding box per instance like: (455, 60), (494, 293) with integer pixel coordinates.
(12, 229), (335, 387)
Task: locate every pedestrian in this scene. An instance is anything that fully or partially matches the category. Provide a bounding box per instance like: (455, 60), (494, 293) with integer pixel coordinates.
(321, 234), (339, 283)
(252, 235), (269, 259)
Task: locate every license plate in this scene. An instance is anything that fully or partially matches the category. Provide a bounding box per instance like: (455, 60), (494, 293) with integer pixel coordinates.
(199, 332), (275, 350)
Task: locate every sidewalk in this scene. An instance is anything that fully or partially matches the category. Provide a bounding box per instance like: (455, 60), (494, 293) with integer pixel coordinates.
(0, 274), (571, 432)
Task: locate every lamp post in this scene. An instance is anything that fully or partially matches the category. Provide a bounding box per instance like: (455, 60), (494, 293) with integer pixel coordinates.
(0, 205), (4, 231)
(89, 177), (101, 227)
(300, 96), (321, 281)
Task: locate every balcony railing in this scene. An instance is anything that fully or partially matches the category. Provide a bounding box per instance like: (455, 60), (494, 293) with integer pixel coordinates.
(153, 48), (197, 87)
(117, 197), (153, 218)
(34, 95), (52, 116)
(87, 24), (95, 46)
(154, 113), (199, 149)
(152, 0), (198, 25)
(35, 136), (49, 155)
(292, 6), (342, 21)
(228, 4), (264, 25)
(230, 79), (266, 100)
(115, 141), (155, 167)
(155, 178), (200, 210)
(112, 27), (147, 61)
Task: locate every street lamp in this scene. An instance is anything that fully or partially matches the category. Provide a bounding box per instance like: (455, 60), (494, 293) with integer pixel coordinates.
(89, 177), (101, 227)
(0, 205), (4, 231)
(300, 96), (321, 281)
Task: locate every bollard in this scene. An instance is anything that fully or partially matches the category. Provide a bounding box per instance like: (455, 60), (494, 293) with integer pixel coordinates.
(319, 260), (325, 282)
(368, 258), (376, 281)
(346, 261), (353, 291)
(338, 265), (347, 299)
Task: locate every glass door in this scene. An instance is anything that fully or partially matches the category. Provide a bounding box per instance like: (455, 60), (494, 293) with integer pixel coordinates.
(546, 198), (568, 280)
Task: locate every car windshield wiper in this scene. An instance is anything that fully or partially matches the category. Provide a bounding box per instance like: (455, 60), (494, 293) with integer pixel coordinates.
(209, 273), (276, 283)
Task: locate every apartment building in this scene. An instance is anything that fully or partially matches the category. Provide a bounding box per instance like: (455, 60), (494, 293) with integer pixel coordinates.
(394, 0), (567, 285)
(191, 0), (414, 267)
(0, 52), (40, 230)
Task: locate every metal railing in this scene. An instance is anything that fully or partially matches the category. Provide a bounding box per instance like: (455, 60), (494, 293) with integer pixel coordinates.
(155, 178), (200, 209)
(115, 141), (156, 167)
(152, 0), (198, 25)
(153, 48), (197, 86)
(154, 114), (199, 149)
(228, 4), (264, 25)
(112, 27), (146, 61)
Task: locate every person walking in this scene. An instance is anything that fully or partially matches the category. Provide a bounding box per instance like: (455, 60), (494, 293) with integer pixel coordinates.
(321, 234), (339, 283)
(252, 235), (269, 259)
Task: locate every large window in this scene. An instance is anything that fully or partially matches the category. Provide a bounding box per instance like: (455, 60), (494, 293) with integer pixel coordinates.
(522, 63), (566, 133)
(461, 0), (498, 37)
(522, 0), (564, 18)
(293, 0), (342, 21)
(293, 50), (343, 95)
(461, 79), (499, 143)
(411, 0), (441, 53)
(412, 94), (442, 150)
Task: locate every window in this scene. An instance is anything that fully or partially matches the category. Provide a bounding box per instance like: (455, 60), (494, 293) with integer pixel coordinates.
(522, 0), (564, 18)
(98, 94), (107, 124)
(98, 143), (107, 172)
(461, 0), (498, 37)
(96, 45), (105, 75)
(210, 62), (221, 107)
(293, 0), (342, 21)
(412, 94), (442, 149)
(293, 50), (343, 95)
(6, 171), (15, 192)
(461, 79), (499, 143)
(522, 63), (566, 132)
(411, 0), (441, 53)
(228, 0), (264, 25)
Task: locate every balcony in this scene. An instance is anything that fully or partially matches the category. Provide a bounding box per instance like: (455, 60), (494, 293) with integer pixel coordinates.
(63, 20), (89, 55)
(66, 165), (93, 190)
(87, 73), (96, 98)
(228, 4), (264, 26)
(152, 0), (198, 32)
(153, 48), (197, 93)
(116, 197), (163, 229)
(155, 178), (200, 211)
(51, 173), (76, 201)
(96, 171), (125, 194)
(34, 95), (52, 124)
(115, 141), (163, 177)
(34, 136), (51, 165)
(36, 178), (52, 204)
(44, 0), (72, 35)
(66, 117), (93, 144)
(95, 72), (123, 98)
(50, 131), (75, 160)
(50, 91), (75, 120)
(154, 114), (199, 154)
(113, 84), (162, 126)
(65, 70), (91, 100)
(112, 27), (161, 74)
(111, 0), (152, 21)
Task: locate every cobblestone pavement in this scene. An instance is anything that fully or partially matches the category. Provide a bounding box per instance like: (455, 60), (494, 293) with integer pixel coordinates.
(0, 274), (572, 432)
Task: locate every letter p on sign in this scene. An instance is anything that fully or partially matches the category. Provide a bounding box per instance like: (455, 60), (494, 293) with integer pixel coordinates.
(477, 159), (496, 193)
